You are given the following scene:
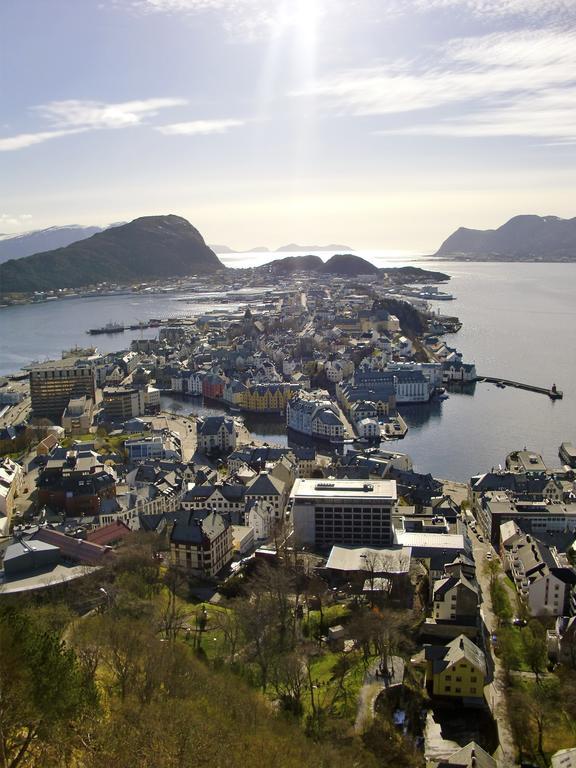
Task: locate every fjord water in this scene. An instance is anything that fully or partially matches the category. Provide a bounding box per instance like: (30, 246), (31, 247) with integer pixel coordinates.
(1, 256), (574, 481)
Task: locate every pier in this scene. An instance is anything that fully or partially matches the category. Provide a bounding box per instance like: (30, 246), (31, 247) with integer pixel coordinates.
(475, 376), (563, 400)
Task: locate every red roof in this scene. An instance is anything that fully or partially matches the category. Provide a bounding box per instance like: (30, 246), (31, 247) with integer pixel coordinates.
(87, 520), (131, 546)
(32, 528), (112, 565)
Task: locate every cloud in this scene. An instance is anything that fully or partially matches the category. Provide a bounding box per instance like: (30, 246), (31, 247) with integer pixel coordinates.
(0, 213), (33, 228)
(36, 97), (187, 129)
(296, 28), (576, 141)
(0, 97), (187, 152)
(156, 118), (245, 135)
(0, 128), (88, 152)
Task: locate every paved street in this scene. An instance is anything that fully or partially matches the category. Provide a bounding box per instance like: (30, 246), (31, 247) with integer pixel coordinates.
(468, 525), (518, 767)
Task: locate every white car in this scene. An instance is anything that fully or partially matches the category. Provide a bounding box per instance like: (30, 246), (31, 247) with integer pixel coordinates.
(485, 552), (493, 560)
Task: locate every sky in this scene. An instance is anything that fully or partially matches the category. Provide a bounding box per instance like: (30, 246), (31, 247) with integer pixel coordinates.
(1, 0), (575, 251)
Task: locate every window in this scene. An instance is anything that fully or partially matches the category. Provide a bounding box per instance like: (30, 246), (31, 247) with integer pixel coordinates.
(444, 685), (451, 692)
(455, 688), (461, 694)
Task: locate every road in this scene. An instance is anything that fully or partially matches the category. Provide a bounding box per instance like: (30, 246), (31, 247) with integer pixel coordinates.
(468, 525), (518, 767)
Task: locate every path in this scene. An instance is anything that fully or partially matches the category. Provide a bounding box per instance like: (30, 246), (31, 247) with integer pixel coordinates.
(354, 655), (405, 733)
(469, 527), (518, 767)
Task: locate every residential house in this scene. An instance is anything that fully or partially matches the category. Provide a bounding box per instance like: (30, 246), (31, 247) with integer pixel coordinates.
(425, 635), (487, 701)
(170, 509), (233, 577)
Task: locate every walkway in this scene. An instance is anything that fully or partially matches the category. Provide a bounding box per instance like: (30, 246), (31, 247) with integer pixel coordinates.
(354, 655), (405, 733)
(468, 527), (518, 767)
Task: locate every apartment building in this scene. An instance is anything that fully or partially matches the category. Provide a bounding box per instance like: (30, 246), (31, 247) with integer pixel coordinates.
(290, 478), (397, 548)
(30, 357), (96, 420)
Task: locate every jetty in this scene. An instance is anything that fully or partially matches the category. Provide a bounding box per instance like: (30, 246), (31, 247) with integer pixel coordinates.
(475, 376), (563, 400)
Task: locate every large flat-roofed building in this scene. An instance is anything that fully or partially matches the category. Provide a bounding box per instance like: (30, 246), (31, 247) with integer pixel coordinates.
(102, 386), (145, 422)
(290, 478), (397, 548)
(30, 358), (96, 420)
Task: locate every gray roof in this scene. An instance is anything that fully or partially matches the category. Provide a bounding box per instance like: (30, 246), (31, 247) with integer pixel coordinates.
(170, 509), (229, 544)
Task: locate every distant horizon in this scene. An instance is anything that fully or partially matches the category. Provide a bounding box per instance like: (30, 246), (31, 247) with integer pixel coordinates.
(1, 210), (574, 256)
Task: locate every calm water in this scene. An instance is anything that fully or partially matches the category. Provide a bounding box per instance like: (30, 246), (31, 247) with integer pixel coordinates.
(1, 254), (574, 481)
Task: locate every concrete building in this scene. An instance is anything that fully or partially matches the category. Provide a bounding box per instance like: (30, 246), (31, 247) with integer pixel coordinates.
(196, 416), (237, 454)
(61, 395), (94, 434)
(30, 357), (96, 421)
(102, 386), (145, 422)
(170, 509), (233, 577)
(124, 432), (182, 463)
(290, 478), (397, 548)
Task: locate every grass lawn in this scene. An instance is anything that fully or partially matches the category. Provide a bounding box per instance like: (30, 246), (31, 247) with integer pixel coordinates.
(304, 602), (352, 637)
(305, 648), (370, 721)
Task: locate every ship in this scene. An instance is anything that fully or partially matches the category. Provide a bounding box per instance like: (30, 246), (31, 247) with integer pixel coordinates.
(87, 322), (125, 335)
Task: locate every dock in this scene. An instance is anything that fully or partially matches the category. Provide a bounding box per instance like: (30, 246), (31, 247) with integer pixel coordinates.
(475, 376), (563, 400)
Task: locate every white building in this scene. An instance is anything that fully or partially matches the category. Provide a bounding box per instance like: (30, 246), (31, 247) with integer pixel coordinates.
(0, 458), (24, 535)
(290, 478), (397, 548)
(287, 391), (345, 442)
(356, 418), (380, 440)
(245, 498), (276, 541)
(197, 416), (237, 454)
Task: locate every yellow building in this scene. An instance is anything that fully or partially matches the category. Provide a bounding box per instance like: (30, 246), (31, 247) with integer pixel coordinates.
(425, 635), (487, 700)
(241, 383), (300, 413)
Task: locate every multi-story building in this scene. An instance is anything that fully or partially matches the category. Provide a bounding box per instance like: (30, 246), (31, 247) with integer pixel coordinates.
(241, 382), (300, 413)
(425, 635), (487, 701)
(197, 416), (237, 454)
(61, 395), (94, 434)
(30, 357), (96, 421)
(170, 509), (233, 577)
(290, 478), (397, 548)
(102, 386), (145, 422)
(37, 449), (117, 516)
(124, 432), (182, 463)
(0, 457), (24, 535)
(286, 391), (345, 443)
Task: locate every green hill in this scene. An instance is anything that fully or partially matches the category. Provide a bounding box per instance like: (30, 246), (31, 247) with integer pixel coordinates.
(0, 215), (223, 293)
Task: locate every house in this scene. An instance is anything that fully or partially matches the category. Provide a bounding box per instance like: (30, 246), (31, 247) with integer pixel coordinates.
(170, 509), (233, 577)
(551, 749), (576, 768)
(428, 742), (498, 768)
(425, 635), (487, 701)
(433, 570), (479, 625)
(196, 416), (237, 455)
(245, 498), (277, 541)
(0, 457), (24, 535)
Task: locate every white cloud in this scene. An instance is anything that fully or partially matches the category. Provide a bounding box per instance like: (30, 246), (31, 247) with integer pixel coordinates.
(36, 97), (187, 129)
(156, 118), (245, 135)
(0, 97), (187, 152)
(0, 128), (88, 152)
(0, 213), (33, 227)
(296, 28), (576, 141)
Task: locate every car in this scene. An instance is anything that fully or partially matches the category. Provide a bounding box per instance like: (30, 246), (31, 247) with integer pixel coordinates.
(477, 534), (484, 542)
(485, 552), (493, 560)
(512, 618), (527, 627)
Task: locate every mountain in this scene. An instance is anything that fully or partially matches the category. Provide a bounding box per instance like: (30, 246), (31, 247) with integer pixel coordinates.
(0, 225), (104, 263)
(260, 253), (378, 276)
(210, 245), (270, 254)
(275, 243), (354, 252)
(0, 215), (223, 293)
(261, 254), (325, 273)
(323, 253), (379, 275)
(436, 215), (576, 261)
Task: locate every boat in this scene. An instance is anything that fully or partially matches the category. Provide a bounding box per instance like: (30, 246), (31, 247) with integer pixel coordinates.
(87, 322), (125, 335)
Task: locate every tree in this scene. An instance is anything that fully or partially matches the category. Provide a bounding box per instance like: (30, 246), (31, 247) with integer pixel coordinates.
(521, 620), (547, 684)
(0, 607), (98, 768)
